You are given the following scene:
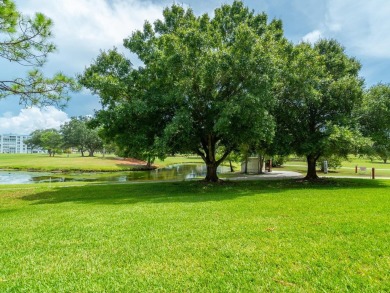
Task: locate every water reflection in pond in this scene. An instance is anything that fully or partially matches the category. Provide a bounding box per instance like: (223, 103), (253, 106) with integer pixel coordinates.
(0, 164), (230, 184)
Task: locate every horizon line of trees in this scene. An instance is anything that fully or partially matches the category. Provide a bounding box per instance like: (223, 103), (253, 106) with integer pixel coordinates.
(25, 117), (108, 157)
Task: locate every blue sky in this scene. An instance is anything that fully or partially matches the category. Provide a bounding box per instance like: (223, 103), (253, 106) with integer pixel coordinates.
(1, 0), (390, 133)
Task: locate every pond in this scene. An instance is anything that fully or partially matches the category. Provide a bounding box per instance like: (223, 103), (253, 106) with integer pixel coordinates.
(0, 164), (231, 184)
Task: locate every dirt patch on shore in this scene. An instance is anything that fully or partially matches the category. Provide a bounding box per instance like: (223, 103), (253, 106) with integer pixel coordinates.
(113, 157), (157, 169)
(114, 157), (148, 166)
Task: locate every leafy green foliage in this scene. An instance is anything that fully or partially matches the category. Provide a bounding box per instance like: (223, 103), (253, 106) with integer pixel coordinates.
(40, 129), (63, 156)
(273, 39), (364, 179)
(359, 84), (390, 163)
(80, 1), (286, 181)
(61, 117), (103, 157)
(0, 0), (79, 107)
(24, 129), (44, 152)
(25, 128), (62, 156)
(0, 0), (18, 33)
(271, 155), (288, 167)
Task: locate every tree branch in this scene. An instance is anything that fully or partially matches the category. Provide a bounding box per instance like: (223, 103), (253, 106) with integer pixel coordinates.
(216, 148), (232, 166)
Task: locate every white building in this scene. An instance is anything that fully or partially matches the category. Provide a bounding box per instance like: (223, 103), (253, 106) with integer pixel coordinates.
(241, 157), (272, 173)
(0, 134), (31, 154)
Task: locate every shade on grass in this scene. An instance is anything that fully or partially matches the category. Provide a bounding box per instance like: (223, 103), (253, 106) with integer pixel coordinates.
(0, 179), (389, 291)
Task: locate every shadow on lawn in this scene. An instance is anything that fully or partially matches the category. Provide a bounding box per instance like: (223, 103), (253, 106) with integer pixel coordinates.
(20, 178), (390, 206)
(21, 181), (267, 205)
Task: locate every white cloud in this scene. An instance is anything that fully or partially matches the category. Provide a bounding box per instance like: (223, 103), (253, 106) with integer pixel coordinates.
(0, 0), (166, 120)
(2, 112), (14, 119)
(14, 0), (165, 73)
(324, 0), (390, 58)
(0, 107), (69, 134)
(302, 30), (322, 43)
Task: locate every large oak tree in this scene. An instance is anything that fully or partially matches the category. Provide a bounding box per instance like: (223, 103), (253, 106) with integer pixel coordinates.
(273, 39), (364, 179)
(80, 1), (285, 181)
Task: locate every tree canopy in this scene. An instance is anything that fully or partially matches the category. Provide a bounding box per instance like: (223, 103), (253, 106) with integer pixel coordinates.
(61, 117), (103, 157)
(359, 84), (390, 163)
(0, 0), (78, 107)
(273, 39), (365, 179)
(26, 128), (62, 156)
(80, 1), (286, 181)
(77, 1), (378, 181)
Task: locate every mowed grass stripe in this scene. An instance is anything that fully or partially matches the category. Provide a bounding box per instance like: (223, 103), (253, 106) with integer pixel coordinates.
(0, 179), (389, 291)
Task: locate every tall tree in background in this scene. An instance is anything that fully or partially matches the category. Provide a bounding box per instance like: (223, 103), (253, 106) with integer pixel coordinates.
(40, 129), (62, 156)
(273, 39), (364, 179)
(0, 0), (78, 107)
(359, 84), (390, 163)
(61, 117), (103, 157)
(80, 1), (286, 181)
(25, 129), (44, 153)
(26, 128), (62, 156)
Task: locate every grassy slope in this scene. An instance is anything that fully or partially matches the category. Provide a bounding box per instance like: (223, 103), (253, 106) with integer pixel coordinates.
(0, 179), (389, 291)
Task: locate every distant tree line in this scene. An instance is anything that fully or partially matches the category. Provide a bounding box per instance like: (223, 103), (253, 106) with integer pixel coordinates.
(25, 117), (108, 157)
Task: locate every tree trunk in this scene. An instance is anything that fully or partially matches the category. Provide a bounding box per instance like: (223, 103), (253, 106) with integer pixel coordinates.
(146, 157), (151, 169)
(305, 154), (319, 180)
(205, 163), (219, 182)
(384, 158), (387, 164)
(88, 151), (94, 157)
(244, 157), (248, 174)
(229, 160), (234, 172)
(196, 135), (231, 182)
(258, 154), (265, 174)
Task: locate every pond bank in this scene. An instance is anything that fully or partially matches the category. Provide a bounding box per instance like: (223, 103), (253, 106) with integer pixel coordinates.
(0, 164), (233, 184)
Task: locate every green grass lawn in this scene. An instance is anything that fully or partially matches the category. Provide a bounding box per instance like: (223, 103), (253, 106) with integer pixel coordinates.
(0, 153), (204, 172)
(0, 153), (129, 171)
(280, 156), (390, 178)
(0, 179), (389, 291)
